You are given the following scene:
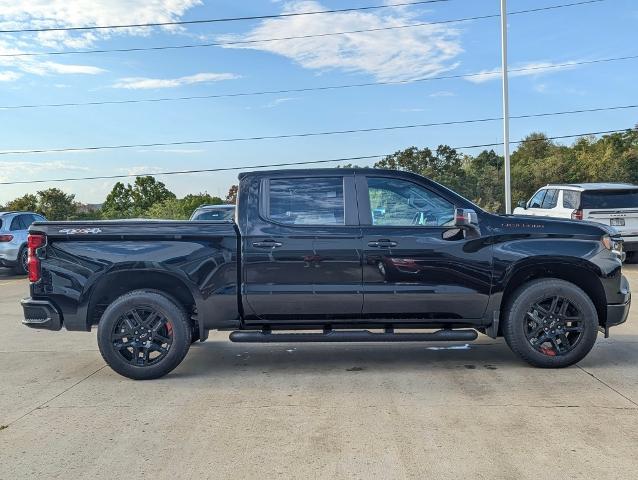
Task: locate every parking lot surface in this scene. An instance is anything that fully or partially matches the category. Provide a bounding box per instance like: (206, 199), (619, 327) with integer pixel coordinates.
(1, 266), (638, 479)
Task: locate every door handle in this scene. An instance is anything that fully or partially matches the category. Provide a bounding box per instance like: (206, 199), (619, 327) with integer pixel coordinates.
(368, 239), (397, 248)
(252, 240), (283, 249)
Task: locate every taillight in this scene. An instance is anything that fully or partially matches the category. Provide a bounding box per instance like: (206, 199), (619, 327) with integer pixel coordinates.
(571, 209), (583, 220)
(27, 234), (46, 283)
(0, 234), (14, 242)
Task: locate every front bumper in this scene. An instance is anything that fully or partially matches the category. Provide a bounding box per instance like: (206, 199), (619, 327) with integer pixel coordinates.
(603, 275), (631, 336)
(619, 236), (638, 252)
(0, 258), (17, 268)
(21, 298), (62, 331)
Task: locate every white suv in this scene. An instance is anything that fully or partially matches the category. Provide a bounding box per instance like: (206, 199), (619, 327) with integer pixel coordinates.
(514, 183), (638, 258)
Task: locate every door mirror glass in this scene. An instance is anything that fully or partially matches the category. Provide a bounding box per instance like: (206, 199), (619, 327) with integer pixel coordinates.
(517, 200), (527, 209)
(454, 208), (478, 228)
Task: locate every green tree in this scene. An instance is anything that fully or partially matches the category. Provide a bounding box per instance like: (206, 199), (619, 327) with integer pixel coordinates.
(101, 176), (175, 218)
(145, 193), (223, 219)
(225, 185), (238, 204)
(101, 182), (134, 219)
(36, 188), (78, 220)
(3, 194), (39, 213)
(130, 176), (175, 213)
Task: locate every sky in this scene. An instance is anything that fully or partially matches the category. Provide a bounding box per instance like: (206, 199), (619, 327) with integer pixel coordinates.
(0, 0), (637, 204)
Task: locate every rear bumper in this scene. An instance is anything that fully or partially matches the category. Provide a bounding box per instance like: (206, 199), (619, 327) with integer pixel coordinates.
(0, 244), (20, 264)
(21, 298), (62, 331)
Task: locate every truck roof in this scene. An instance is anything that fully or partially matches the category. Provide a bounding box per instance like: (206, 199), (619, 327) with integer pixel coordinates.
(545, 182), (638, 191)
(238, 167), (375, 179)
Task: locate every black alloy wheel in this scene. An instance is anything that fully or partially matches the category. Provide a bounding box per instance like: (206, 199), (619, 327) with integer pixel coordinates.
(503, 279), (598, 368)
(524, 296), (584, 357)
(111, 306), (174, 367)
(97, 290), (191, 380)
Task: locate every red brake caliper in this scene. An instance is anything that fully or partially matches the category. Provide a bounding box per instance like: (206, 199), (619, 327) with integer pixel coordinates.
(540, 345), (556, 356)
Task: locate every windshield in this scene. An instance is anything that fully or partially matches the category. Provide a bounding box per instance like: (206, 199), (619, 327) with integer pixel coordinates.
(192, 208), (235, 221)
(581, 190), (638, 209)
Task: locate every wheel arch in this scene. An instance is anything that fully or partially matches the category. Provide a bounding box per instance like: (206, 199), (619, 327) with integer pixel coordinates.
(87, 269), (199, 331)
(498, 259), (607, 335)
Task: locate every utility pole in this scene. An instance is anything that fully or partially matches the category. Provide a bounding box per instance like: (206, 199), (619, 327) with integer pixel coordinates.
(501, 0), (512, 213)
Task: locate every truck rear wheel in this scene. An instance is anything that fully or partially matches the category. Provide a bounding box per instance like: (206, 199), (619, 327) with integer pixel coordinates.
(97, 290), (191, 380)
(502, 279), (598, 368)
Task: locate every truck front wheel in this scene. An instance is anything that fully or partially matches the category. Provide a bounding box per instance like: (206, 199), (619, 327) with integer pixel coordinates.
(97, 290), (192, 380)
(502, 279), (599, 368)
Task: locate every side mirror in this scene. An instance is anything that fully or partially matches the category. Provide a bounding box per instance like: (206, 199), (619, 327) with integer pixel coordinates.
(454, 208), (479, 228)
(517, 200), (527, 210)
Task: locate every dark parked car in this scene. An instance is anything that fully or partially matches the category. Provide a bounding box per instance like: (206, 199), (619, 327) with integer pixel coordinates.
(190, 204), (235, 221)
(22, 169), (630, 379)
(0, 211), (47, 274)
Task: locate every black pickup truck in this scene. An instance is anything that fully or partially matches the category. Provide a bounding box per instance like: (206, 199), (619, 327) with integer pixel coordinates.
(21, 169), (630, 379)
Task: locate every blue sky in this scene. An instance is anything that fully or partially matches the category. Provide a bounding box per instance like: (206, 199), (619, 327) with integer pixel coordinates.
(1, 0), (637, 204)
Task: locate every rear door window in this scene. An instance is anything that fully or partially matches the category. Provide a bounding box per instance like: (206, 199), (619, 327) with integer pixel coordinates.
(541, 189), (558, 209)
(528, 190), (547, 208)
(267, 177), (345, 225)
(10, 215), (26, 230)
(562, 190), (580, 209)
(581, 190), (638, 209)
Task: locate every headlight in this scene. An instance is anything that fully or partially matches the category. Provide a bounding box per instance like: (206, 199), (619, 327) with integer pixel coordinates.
(602, 235), (624, 258)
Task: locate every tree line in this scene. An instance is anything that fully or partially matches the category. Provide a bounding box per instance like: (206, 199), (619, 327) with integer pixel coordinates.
(2, 129), (637, 220)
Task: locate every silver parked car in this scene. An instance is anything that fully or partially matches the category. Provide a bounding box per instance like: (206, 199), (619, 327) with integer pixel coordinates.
(0, 211), (47, 274)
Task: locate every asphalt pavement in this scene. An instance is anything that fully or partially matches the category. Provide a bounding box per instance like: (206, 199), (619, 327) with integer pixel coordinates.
(1, 266), (637, 479)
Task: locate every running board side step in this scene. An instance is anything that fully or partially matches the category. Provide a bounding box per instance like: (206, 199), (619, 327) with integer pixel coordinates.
(229, 329), (478, 343)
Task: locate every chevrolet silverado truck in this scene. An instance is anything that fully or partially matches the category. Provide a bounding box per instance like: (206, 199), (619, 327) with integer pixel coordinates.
(21, 169), (630, 380)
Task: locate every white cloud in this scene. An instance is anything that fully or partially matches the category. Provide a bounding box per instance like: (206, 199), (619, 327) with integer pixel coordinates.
(396, 107), (427, 113)
(263, 97), (297, 108)
(118, 165), (167, 176)
(218, 0), (462, 82)
(112, 72), (240, 89)
(534, 83), (548, 93)
(0, 161), (89, 182)
(0, 71), (22, 82)
(0, 1), (202, 48)
(429, 90), (455, 97)
(136, 148), (205, 154)
(18, 60), (106, 76)
(465, 61), (580, 84)
(0, 1), (202, 78)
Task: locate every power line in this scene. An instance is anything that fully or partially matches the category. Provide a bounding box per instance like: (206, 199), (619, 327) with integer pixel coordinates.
(0, 0), (451, 34)
(3, 54), (636, 111)
(0, 0), (607, 58)
(1, 104), (637, 156)
(0, 127), (632, 186)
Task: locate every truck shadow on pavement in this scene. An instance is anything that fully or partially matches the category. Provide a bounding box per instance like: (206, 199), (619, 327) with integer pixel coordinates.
(174, 339), (523, 378)
(169, 334), (638, 379)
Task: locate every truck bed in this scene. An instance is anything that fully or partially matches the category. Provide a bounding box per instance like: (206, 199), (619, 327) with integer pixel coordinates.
(28, 220), (240, 335)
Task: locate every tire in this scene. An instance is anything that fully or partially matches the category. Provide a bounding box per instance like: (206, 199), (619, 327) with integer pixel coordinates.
(13, 246), (28, 275)
(502, 279), (599, 368)
(97, 290), (192, 380)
